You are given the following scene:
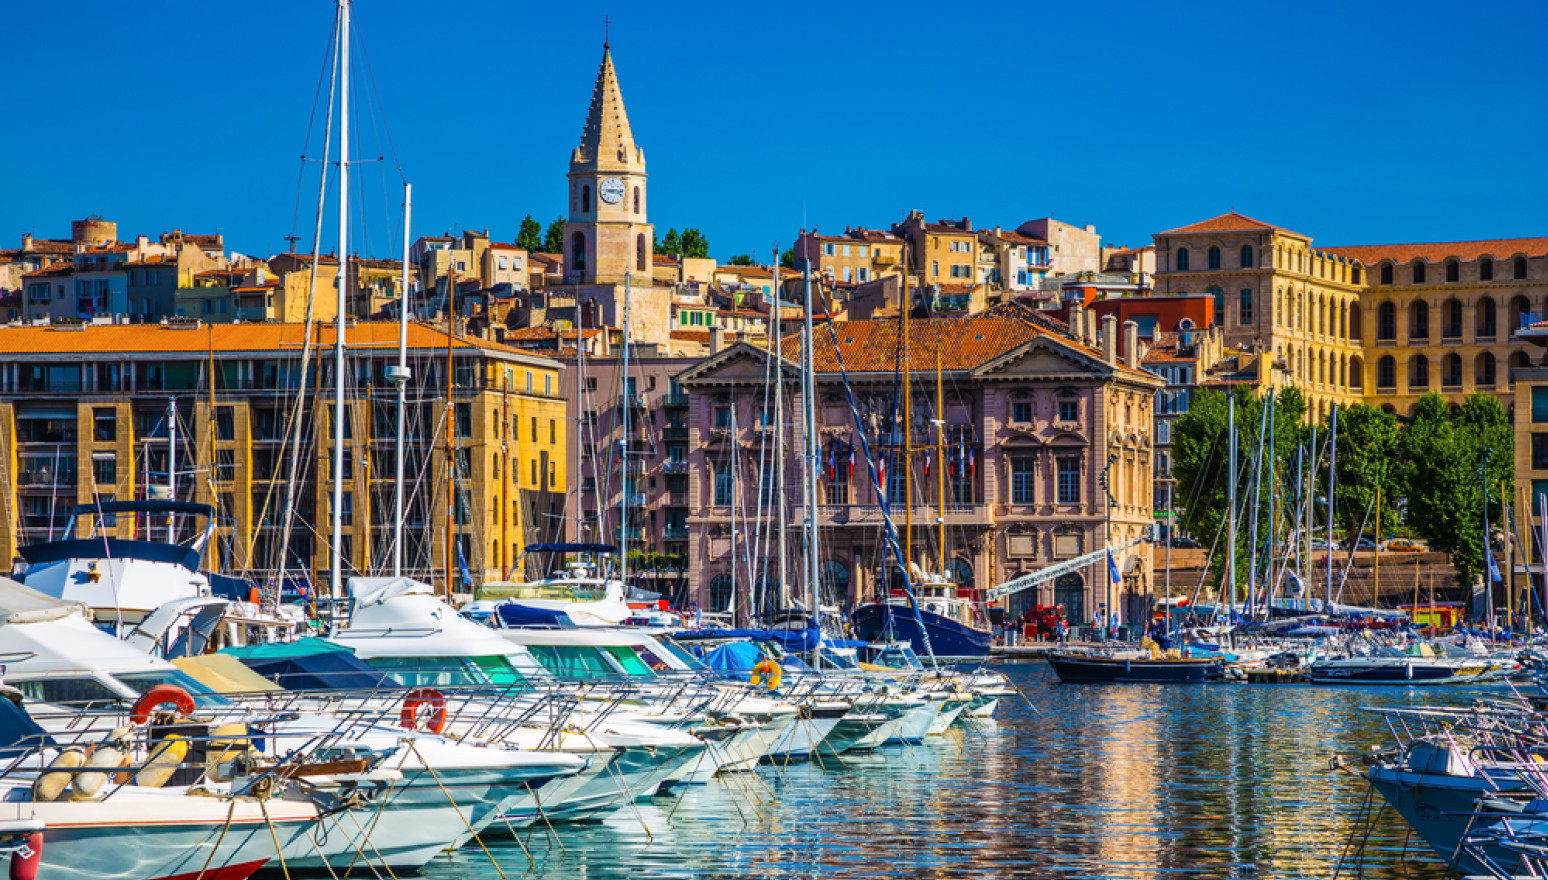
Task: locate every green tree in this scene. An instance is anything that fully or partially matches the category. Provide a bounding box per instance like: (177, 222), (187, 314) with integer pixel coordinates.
(1400, 392), (1513, 586)
(726, 254), (755, 266)
(656, 228), (681, 256)
(541, 216), (566, 254)
(1327, 405), (1402, 540)
(515, 214), (542, 252)
(678, 228), (710, 259)
(780, 248), (795, 269)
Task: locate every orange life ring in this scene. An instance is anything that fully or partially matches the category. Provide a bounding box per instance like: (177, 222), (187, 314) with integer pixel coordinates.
(749, 659), (782, 690)
(400, 688), (448, 734)
(130, 685), (196, 725)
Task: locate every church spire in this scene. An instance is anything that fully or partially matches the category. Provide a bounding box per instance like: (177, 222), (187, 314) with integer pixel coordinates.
(573, 43), (641, 170)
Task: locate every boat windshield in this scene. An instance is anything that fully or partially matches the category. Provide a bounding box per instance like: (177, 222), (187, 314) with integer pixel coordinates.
(114, 669), (232, 708)
(524, 645), (618, 679)
(12, 676), (126, 711)
(819, 647), (859, 669)
(656, 637), (708, 671)
(872, 645), (923, 670)
(603, 645), (655, 677)
(365, 655), (533, 689)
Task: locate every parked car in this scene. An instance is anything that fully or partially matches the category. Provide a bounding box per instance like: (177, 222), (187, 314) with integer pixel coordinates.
(1385, 538), (1423, 552)
(1349, 537), (1378, 551)
(1166, 535), (1200, 549)
(1309, 538), (1336, 551)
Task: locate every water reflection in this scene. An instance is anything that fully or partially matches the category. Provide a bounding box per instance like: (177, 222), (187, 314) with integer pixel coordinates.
(423, 663), (1460, 880)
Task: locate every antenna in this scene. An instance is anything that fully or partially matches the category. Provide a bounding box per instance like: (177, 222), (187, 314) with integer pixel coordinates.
(283, 234), (301, 253)
(603, 14), (611, 46)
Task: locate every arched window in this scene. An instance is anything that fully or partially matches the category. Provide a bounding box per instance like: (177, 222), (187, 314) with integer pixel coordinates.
(1349, 355), (1364, 390)
(1053, 572), (1085, 624)
(1481, 258), (1494, 281)
(1377, 355), (1395, 389)
(1443, 353), (1463, 387)
(636, 233), (647, 272)
(1445, 259), (1459, 282)
(1380, 263), (1394, 285)
(1516, 257), (1529, 279)
(1377, 301), (1395, 340)
(1410, 354), (1428, 389)
(1410, 300), (1429, 341)
(633, 186), (641, 214)
(819, 561), (851, 605)
(1348, 305), (1362, 340)
(1412, 261), (1426, 284)
(580, 185), (591, 213)
(1178, 317), (1195, 331)
(570, 232), (586, 272)
(1478, 297), (1497, 338)
(1512, 295), (1531, 336)
(1477, 352), (1497, 388)
(1176, 248), (1190, 271)
(1207, 246), (1221, 269)
(1240, 244), (1254, 268)
(1208, 286), (1224, 326)
(1443, 298), (1463, 338)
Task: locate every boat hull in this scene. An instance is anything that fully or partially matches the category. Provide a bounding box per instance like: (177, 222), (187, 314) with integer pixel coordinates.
(1048, 654), (1222, 683)
(851, 603), (991, 661)
(1307, 659), (1476, 685)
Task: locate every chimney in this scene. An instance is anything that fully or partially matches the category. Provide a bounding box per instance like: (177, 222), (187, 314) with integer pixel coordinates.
(1123, 320), (1139, 368)
(1101, 314), (1117, 365)
(1084, 308), (1097, 347)
(1068, 300), (1084, 343)
(710, 325), (725, 354)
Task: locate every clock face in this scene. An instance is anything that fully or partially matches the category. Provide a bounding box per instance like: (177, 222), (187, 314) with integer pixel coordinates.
(599, 177), (626, 204)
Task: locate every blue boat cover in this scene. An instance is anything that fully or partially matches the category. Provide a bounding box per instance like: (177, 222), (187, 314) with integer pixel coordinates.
(674, 620), (822, 653)
(225, 639), (393, 691)
(496, 603), (577, 628)
(0, 698), (52, 758)
(703, 641), (766, 673)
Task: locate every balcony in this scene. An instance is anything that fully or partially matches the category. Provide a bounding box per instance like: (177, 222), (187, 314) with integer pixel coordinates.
(663, 425), (689, 441)
(615, 526), (646, 542)
(664, 525), (689, 540)
(619, 392), (648, 410)
(624, 492), (648, 507)
(663, 393), (690, 408)
(663, 460), (689, 474)
(817, 503), (990, 527)
(668, 491), (688, 505)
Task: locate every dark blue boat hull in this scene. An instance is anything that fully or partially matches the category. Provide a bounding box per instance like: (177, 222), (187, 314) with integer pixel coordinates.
(851, 603), (992, 661)
(1048, 653), (1223, 683)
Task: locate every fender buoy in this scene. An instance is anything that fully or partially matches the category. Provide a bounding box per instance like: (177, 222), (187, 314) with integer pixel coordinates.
(33, 748), (85, 803)
(749, 659), (783, 691)
(8, 831), (41, 880)
(400, 688), (448, 734)
(130, 685), (195, 725)
(134, 735), (187, 788)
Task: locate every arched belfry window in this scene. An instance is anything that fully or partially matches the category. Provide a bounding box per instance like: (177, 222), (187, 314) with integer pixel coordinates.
(580, 185), (591, 213)
(637, 234), (647, 272)
(571, 232), (586, 272)
(633, 186), (641, 214)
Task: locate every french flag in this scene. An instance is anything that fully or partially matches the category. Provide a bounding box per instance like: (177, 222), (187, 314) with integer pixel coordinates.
(924, 449), (931, 478)
(848, 441), (855, 478)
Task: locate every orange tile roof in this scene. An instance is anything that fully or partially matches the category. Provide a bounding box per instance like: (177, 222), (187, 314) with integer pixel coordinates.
(1158, 211), (1304, 238)
(125, 254), (174, 266)
(21, 263), (72, 279)
(1141, 333), (1197, 365)
(1320, 238), (1548, 265)
(922, 223), (974, 236)
(0, 321), (550, 359)
(486, 242), (523, 251)
(25, 240), (75, 254)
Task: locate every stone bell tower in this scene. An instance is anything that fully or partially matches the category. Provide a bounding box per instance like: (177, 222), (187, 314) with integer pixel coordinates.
(564, 43), (653, 287)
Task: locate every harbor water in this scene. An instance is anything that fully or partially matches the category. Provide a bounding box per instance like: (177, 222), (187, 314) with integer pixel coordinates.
(419, 660), (1465, 880)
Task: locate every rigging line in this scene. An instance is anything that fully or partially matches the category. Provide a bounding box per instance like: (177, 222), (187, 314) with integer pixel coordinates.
(291, 7), (342, 246)
(355, 31), (406, 183)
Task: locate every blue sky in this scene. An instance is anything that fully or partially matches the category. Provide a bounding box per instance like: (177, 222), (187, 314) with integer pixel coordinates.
(6, 0), (1543, 262)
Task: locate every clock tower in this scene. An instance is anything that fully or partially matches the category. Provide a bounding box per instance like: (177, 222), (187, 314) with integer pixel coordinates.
(565, 43), (653, 286)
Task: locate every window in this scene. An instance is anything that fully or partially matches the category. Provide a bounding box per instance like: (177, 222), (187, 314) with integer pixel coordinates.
(1377, 355), (1395, 389)
(1058, 400), (1078, 423)
(1239, 289), (1253, 324)
(93, 455), (116, 488)
(637, 234), (647, 272)
(530, 416), (538, 442)
(1352, 266), (1363, 284)
(1176, 248), (1189, 271)
(1480, 298), (1497, 337)
(826, 459), (848, 504)
(570, 232), (586, 272)
(549, 419), (556, 444)
(1533, 434), (1548, 471)
(456, 403), (472, 438)
(1534, 386), (1548, 423)
(1445, 299), (1463, 337)
(1209, 286), (1224, 327)
(1413, 261), (1426, 284)
(1411, 300), (1429, 340)
(1011, 458), (1035, 504)
(580, 185), (591, 212)
(498, 256), (508, 270)
(1445, 259), (1458, 282)
(1012, 401), (1032, 423)
(1240, 244), (1254, 268)
(1516, 257), (1528, 280)
(887, 465), (906, 504)
(1207, 246), (1221, 270)
(1444, 353), (1463, 387)
(1479, 353), (1497, 387)
(1380, 264), (1393, 285)
(1377, 302), (1396, 340)
(1410, 354), (1428, 389)
(714, 467), (733, 506)
(1481, 259), (1494, 281)
(633, 186), (641, 214)
(932, 260), (939, 276)
(1056, 458), (1080, 504)
(714, 406), (731, 429)
(215, 406), (234, 441)
(93, 408), (116, 442)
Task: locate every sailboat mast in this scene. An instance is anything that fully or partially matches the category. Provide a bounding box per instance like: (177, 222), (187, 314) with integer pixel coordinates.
(167, 396), (176, 543)
(619, 272), (631, 592)
(936, 347), (945, 575)
(392, 182), (411, 578)
(1226, 394), (1236, 614)
(1326, 405), (1338, 614)
(330, 0), (350, 601)
(443, 285), (455, 597)
(902, 254), (912, 570)
(801, 261), (820, 609)
(774, 255), (787, 605)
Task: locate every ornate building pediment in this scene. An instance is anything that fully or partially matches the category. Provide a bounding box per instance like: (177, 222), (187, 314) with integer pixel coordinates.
(974, 337), (1110, 381)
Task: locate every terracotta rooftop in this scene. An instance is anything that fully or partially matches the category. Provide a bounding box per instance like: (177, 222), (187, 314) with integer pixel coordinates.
(922, 222), (974, 236)
(486, 242), (524, 251)
(21, 263), (73, 279)
(125, 254), (175, 267)
(986, 229), (1047, 245)
(0, 321), (551, 360)
(1320, 238), (1548, 266)
(1141, 333), (1199, 365)
(1158, 211), (1306, 238)
(24, 240), (75, 254)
